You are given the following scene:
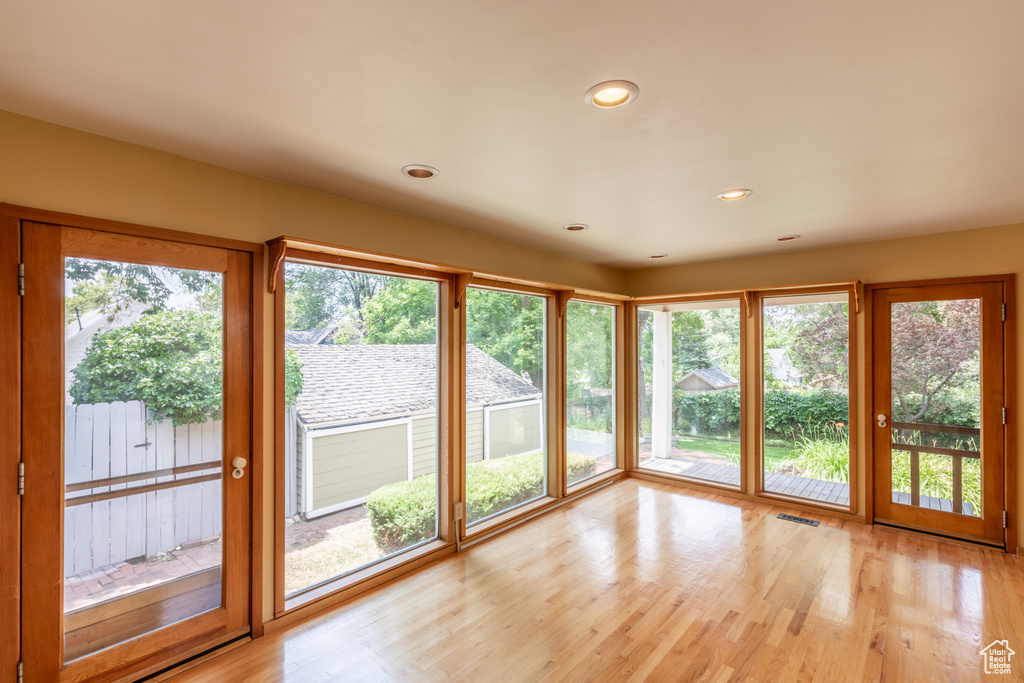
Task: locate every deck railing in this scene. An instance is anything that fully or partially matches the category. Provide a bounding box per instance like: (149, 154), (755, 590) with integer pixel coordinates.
(891, 421), (980, 515)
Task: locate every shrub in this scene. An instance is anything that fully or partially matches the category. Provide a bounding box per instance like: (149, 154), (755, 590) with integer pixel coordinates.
(70, 310), (222, 425)
(365, 451), (597, 555)
(778, 424), (850, 482)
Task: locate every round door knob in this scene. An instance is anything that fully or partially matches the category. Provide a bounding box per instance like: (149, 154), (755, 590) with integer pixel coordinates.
(232, 457), (247, 469)
(877, 414), (887, 428)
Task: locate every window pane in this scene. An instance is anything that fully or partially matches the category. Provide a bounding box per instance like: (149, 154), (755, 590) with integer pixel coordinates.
(637, 301), (741, 487)
(761, 293), (850, 506)
(566, 301), (615, 485)
(465, 288), (547, 525)
(63, 258), (223, 660)
(283, 263), (439, 597)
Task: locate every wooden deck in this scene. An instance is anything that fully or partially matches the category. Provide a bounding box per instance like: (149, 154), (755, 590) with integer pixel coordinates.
(639, 458), (741, 486)
(892, 491), (976, 516)
(640, 457), (851, 507)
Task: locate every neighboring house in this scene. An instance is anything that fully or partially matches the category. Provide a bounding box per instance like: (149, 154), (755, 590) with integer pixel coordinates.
(675, 367), (738, 394)
(766, 349), (802, 385)
(64, 301), (147, 404)
(287, 343), (543, 519)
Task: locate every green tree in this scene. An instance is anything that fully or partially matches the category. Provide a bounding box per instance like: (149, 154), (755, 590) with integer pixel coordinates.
(65, 269), (125, 325)
(466, 288), (545, 389)
(70, 310), (223, 425)
(361, 278), (438, 344)
(285, 263), (385, 331)
(566, 301), (613, 399)
(65, 258), (218, 318)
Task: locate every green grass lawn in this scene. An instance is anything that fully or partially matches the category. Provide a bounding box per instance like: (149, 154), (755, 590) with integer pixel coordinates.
(674, 435), (796, 469)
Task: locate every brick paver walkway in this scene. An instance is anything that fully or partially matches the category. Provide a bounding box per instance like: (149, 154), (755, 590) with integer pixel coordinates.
(64, 540), (221, 613)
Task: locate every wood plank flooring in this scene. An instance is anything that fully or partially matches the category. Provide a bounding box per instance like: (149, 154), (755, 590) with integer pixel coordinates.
(170, 479), (1024, 682)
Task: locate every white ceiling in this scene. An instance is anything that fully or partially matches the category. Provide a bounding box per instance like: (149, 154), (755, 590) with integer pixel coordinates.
(1, 0), (1023, 268)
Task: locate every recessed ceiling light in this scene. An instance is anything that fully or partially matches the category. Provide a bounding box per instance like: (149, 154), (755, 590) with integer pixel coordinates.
(563, 223), (588, 232)
(649, 253), (668, 259)
(777, 234), (801, 242)
(717, 189), (753, 201)
(585, 80), (639, 109)
(402, 164), (438, 179)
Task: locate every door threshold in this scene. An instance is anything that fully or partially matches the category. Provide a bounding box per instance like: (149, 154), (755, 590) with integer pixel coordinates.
(874, 518), (1005, 550)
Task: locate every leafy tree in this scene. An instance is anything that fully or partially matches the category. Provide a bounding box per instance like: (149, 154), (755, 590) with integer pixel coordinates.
(70, 310), (223, 425)
(361, 278), (438, 344)
(790, 299), (980, 425)
(284, 349), (304, 409)
(466, 288), (545, 389)
(285, 263), (385, 331)
(890, 299), (979, 424)
(788, 303), (849, 389)
(65, 269), (125, 325)
(566, 301), (613, 397)
(65, 258), (218, 318)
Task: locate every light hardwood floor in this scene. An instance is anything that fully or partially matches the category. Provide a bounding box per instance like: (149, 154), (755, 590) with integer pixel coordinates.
(171, 479), (1024, 682)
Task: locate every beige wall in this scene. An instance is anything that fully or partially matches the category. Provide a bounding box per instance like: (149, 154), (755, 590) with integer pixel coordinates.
(628, 223), (1024, 536)
(2, 107), (1022, 629)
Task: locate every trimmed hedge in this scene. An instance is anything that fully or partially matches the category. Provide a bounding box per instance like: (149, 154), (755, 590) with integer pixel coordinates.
(365, 451), (597, 555)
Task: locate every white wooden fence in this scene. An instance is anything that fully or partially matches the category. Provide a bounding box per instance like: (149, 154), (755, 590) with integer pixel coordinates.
(64, 401), (223, 577)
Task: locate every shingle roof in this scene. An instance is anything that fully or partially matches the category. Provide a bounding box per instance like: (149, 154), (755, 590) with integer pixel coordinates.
(288, 343), (541, 426)
(284, 326), (336, 345)
(676, 367), (739, 389)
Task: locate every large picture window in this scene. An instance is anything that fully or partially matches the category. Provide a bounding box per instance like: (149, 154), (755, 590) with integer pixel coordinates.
(759, 292), (851, 507)
(282, 261), (441, 597)
(464, 287), (548, 525)
(637, 300), (742, 487)
(566, 300), (616, 485)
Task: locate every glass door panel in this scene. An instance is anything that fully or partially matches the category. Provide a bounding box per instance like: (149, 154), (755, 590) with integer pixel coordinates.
(63, 258), (225, 661)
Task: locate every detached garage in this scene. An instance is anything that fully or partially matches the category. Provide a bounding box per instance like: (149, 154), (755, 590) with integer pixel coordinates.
(286, 343), (543, 519)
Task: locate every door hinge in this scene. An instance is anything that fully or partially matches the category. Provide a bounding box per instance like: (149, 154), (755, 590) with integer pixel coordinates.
(18, 263), (25, 296)
(17, 660), (23, 683)
(1002, 302), (1007, 321)
(1003, 407), (1007, 424)
(18, 462), (24, 496)
(1005, 510), (1009, 529)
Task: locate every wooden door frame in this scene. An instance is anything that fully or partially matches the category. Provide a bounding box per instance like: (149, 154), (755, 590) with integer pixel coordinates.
(0, 215), (21, 683)
(6, 205), (264, 680)
(864, 274), (1017, 551)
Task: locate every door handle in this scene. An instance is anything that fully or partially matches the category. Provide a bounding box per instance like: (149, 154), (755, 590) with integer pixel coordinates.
(231, 456), (247, 479)
(877, 414), (887, 428)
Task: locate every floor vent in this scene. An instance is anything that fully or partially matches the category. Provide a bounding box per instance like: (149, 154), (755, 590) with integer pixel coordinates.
(778, 513), (819, 527)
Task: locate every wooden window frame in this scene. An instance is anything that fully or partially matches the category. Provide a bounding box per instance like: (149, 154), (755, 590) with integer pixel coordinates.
(628, 292), (749, 494)
(273, 247), (456, 615)
(752, 284), (859, 514)
(461, 278), (559, 538)
(565, 295), (627, 495)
